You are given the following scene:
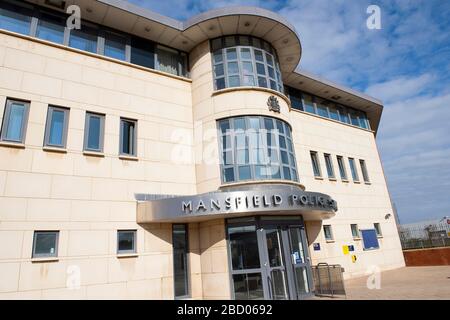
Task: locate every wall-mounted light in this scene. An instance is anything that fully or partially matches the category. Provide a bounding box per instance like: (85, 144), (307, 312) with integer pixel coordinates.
(385, 213), (392, 220)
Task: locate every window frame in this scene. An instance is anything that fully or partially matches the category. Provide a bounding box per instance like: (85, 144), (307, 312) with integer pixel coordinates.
(323, 225), (334, 241)
(218, 116), (298, 184)
(310, 151), (322, 178)
(348, 157), (360, 182)
(173, 224), (190, 299)
(83, 112), (105, 153)
(336, 155), (348, 181)
(374, 223), (382, 237)
(117, 229), (137, 255)
(119, 117), (137, 157)
(43, 105), (70, 149)
(359, 159), (370, 183)
(350, 224), (360, 239)
(32, 230), (59, 258)
(0, 98), (30, 144)
(324, 153), (335, 179)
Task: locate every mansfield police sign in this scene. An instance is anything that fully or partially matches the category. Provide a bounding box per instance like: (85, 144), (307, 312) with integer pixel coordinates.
(136, 183), (338, 223)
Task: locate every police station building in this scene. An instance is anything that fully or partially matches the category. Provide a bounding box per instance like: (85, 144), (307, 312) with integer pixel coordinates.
(0, 0), (405, 299)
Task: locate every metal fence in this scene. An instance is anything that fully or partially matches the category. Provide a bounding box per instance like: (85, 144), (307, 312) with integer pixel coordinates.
(399, 222), (450, 250)
(312, 263), (346, 297)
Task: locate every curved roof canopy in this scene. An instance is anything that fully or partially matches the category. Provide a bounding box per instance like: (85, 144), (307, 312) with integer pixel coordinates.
(25, 0), (383, 132)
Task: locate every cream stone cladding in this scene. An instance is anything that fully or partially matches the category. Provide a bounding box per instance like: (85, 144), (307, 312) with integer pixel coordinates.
(0, 31), (197, 299)
(289, 111), (405, 279)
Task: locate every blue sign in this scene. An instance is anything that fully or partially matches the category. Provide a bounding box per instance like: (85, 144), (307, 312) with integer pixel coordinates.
(348, 245), (355, 252)
(313, 243), (321, 251)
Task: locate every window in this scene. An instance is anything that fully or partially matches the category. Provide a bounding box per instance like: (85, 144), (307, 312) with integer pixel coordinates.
(359, 159), (370, 183)
(218, 116), (298, 184)
(0, 99), (30, 143)
(120, 118), (137, 157)
(69, 24), (98, 53)
(36, 12), (66, 44)
(84, 112), (105, 152)
(211, 36), (283, 93)
(32, 231), (59, 258)
(323, 225), (334, 241)
(104, 31), (127, 61)
(44, 106), (69, 148)
(361, 229), (380, 250)
(374, 223), (382, 237)
(156, 45), (181, 76)
(324, 153), (335, 179)
(117, 230), (136, 254)
(348, 158), (359, 182)
(302, 94), (315, 114)
(0, 1), (32, 36)
(310, 151), (321, 178)
(131, 36), (154, 69)
(336, 156), (348, 181)
(351, 224), (360, 239)
(173, 224), (189, 299)
(316, 100), (329, 118)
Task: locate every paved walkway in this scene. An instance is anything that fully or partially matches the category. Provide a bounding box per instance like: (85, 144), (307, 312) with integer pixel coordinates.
(318, 266), (450, 300)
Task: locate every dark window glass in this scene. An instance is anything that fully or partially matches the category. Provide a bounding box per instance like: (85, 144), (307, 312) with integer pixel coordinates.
(329, 106), (339, 121)
(233, 273), (264, 300)
(0, 4), (32, 36)
(303, 95), (315, 114)
(36, 13), (65, 44)
(131, 36), (154, 69)
(120, 118), (137, 156)
(349, 158), (359, 182)
(117, 230), (136, 253)
(360, 159), (370, 183)
(1, 99), (29, 143)
(69, 25), (98, 53)
(374, 223), (382, 237)
(104, 32), (126, 61)
(228, 225), (260, 270)
(33, 231), (58, 258)
(324, 154), (335, 178)
(84, 113), (104, 152)
(337, 156), (348, 180)
(44, 106), (69, 148)
(351, 224), (360, 238)
(173, 224), (189, 298)
(323, 225), (333, 241)
(310, 151), (321, 177)
(317, 103), (329, 118)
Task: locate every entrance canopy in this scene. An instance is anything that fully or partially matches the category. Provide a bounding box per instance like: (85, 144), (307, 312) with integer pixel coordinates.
(136, 183), (337, 223)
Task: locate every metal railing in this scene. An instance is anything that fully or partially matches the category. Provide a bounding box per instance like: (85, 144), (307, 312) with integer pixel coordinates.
(399, 222), (450, 250)
(312, 263), (346, 297)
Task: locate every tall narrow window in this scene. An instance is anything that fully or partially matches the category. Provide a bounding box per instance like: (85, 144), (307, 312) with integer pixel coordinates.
(374, 223), (382, 237)
(44, 106), (69, 148)
(337, 156), (348, 181)
(323, 225), (334, 241)
(104, 31), (127, 61)
(359, 159), (370, 183)
(310, 151), (321, 177)
(117, 230), (136, 254)
(351, 224), (360, 239)
(120, 118), (137, 157)
(84, 112), (105, 152)
(348, 158), (359, 182)
(302, 94), (315, 114)
(173, 224), (189, 299)
(32, 231), (59, 258)
(0, 99), (30, 143)
(131, 36), (155, 69)
(324, 154), (335, 179)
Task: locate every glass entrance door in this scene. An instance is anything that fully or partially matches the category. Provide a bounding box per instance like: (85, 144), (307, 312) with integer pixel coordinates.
(227, 216), (313, 300)
(263, 228), (290, 300)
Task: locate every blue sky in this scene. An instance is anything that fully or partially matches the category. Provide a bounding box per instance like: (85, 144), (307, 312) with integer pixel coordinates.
(127, 0), (450, 224)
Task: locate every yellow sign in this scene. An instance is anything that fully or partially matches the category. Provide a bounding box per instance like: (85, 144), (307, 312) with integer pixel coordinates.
(351, 255), (357, 263)
(342, 245), (349, 255)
